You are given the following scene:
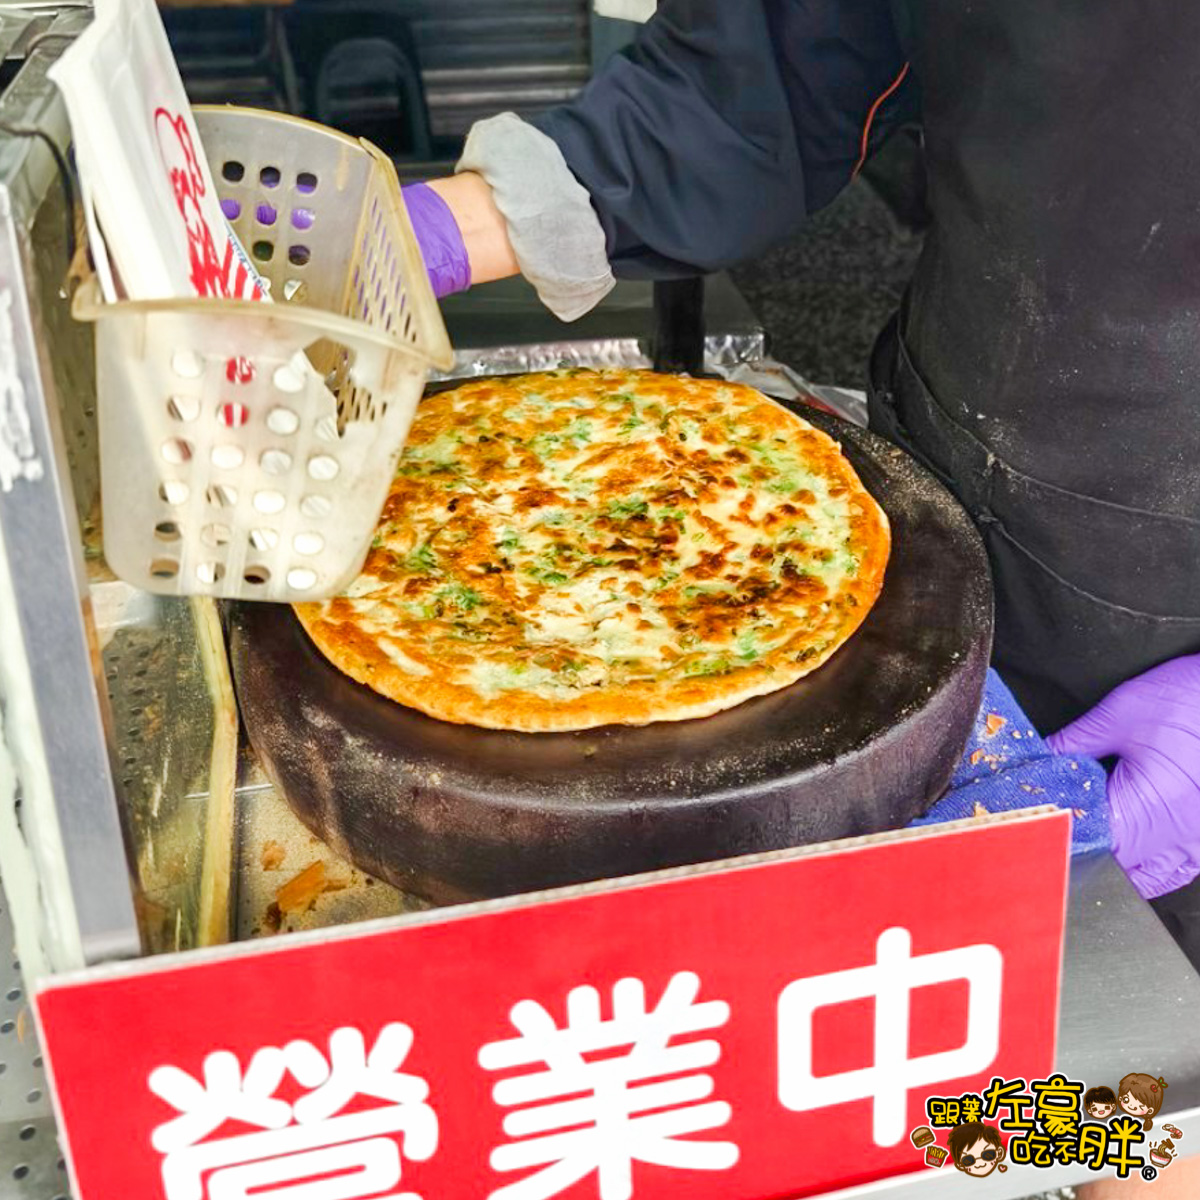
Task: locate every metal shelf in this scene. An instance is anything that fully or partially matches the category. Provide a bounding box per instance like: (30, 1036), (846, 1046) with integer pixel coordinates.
(232, 750), (427, 942)
(0, 880), (69, 1200)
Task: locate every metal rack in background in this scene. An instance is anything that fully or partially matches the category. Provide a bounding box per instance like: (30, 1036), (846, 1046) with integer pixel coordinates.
(161, 0), (595, 174)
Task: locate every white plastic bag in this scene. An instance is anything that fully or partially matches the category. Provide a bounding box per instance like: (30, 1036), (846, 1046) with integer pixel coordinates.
(49, 0), (265, 303)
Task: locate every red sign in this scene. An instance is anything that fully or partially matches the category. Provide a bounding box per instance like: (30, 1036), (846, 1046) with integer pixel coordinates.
(36, 808), (1070, 1200)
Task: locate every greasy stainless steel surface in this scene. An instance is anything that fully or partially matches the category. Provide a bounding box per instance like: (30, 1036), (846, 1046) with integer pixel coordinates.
(0, 873), (71, 1200)
(0, 11), (41, 68)
(431, 273), (765, 379)
(32, 169), (96, 534)
(0, 1120), (70, 1200)
(832, 852), (1200, 1200)
(90, 562), (237, 956)
(1058, 853), (1200, 1094)
(233, 751), (422, 941)
(0, 7), (140, 979)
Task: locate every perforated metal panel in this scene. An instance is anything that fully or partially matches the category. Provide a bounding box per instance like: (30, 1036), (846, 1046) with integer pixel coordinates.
(0, 878), (71, 1200)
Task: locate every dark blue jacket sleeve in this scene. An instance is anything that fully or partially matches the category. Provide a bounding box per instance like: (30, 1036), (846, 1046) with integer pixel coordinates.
(532, 0), (915, 279)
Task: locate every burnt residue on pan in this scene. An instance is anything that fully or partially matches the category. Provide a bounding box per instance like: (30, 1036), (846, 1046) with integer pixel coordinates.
(230, 405), (993, 904)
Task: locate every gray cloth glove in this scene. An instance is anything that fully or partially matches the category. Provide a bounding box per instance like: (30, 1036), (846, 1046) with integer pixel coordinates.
(456, 112), (615, 322)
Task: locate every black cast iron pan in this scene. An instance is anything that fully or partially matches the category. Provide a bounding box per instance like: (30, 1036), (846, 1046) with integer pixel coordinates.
(230, 401), (993, 904)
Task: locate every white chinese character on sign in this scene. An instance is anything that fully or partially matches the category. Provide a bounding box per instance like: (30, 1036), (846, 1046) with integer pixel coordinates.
(149, 1023), (438, 1200)
(778, 926), (1003, 1147)
(479, 971), (738, 1200)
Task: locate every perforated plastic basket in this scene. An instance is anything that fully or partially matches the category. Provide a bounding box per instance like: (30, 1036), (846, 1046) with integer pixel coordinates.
(73, 107), (453, 602)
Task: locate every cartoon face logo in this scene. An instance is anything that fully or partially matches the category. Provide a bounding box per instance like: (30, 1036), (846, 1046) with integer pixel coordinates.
(1118, 1073), (1168, 1131)
(948, 1122), (1006, 1178)
(1084, 1086), (1117, 1120)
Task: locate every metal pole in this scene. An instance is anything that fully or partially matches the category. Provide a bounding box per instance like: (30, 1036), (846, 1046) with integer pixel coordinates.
(651, 276), (706, 375)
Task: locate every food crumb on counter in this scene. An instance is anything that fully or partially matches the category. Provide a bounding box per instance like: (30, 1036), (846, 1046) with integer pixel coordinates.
(984, 713), (1006, 738)
(275, 861), (351, 916)
(260, 840), (286, 870)
(970, 749), (1005, 767)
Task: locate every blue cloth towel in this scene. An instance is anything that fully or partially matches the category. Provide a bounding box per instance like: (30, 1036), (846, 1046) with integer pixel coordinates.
(908, 669), (1110, 854)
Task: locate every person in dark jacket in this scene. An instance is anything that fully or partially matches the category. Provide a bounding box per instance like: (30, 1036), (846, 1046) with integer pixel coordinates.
(403, 2), (1200, 991)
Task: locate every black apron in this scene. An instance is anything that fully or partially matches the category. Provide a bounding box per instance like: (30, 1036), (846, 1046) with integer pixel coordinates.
(869, 0), (1200, 735)
(868, 0), (1200, 965)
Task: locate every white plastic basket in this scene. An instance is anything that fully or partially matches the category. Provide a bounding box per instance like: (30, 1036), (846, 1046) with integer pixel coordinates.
(74, 107), (453, 602)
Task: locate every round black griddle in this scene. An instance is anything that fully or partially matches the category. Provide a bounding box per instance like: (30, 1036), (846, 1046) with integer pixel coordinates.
(230, 404), (993, 905)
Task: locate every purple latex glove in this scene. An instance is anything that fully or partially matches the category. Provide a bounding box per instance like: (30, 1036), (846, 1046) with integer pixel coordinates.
(1048, 654), (1200, 900)
(402, 182), (471, 298)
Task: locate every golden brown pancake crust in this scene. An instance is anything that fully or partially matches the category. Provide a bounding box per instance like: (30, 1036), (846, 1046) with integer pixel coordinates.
(295, 369), (890, 731)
